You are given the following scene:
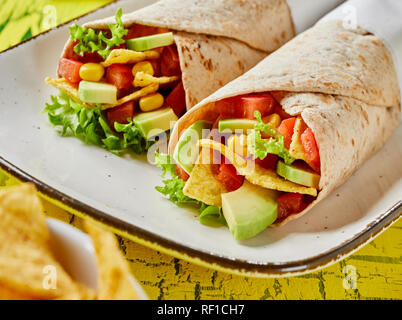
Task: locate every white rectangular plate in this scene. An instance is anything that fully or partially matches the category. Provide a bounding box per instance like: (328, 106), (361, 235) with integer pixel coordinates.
(0, 0), (400, 277)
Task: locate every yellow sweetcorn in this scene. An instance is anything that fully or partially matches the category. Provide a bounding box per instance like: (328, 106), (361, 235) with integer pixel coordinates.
(264, 113), (281, 128)
(139, 93), (164, 112)
(79, 63), (105, 82)
(132, 61), (154, 77)
(227, 134), (249, 158)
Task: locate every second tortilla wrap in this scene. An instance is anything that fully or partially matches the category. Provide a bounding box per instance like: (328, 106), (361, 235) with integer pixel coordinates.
(168, 20), (401, 226)
(61, 0), (295, 109)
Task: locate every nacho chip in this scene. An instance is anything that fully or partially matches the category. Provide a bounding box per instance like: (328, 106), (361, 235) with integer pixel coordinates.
(0, 184), (94, 300)
(199, 139), (317, 196)
(289, 116), (307, 161)
(183, 147), (228, 206)
(45, 77), (96, 108)
(101, 49), (160, 67)
(102, 83), (159, 110)
(83, 220), (141, 300)
(133, 72), (179, 87)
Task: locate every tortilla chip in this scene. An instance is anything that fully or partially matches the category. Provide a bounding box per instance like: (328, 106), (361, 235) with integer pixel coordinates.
(289, 117), (307, 161)
(0, 184), (94, 300)
(45, 77), (95, 108)
(102, 83), (159, 110)
(0, 284), (39, 300)
(133, 72), (179, 87)
(101, 49), (160, 67)
(83, 220), (141, 300)
(183, 147), (228, 206)
(199, 139), (317, 196)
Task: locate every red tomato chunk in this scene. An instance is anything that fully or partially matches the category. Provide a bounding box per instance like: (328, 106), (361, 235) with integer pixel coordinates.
(176, 164), (190, 182)
(301, 127), (321, 173)
(58, 58), (83, 83)
(106, 101), (135, 127)
(216, 93), (276, 120)
(216, 163), (244, 192)
(160, 45), (181, 76)
(277, 193), (308, 221)
(255, 153), (278, 170)
(106, 64), (133, 90)
(277, 117), (296, 149)
(241, 94), (276, 119)
(166, 82), (187, 117)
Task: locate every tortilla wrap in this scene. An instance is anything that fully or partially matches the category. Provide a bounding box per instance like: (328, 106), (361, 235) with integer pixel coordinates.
(169, 20), (401, 226)
(60, 0), (295, 109)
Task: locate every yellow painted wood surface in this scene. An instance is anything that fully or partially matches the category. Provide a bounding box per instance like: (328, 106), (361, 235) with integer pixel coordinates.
(0, 0), (401, 300)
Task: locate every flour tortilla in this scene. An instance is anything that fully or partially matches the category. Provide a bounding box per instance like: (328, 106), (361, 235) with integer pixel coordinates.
(169, 20), (401, 226)
(61, 0), (295, 109)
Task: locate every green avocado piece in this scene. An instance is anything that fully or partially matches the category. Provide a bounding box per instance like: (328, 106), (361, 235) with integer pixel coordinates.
(78, 81), (117, 104)
(173, 120), (212, 174)
(221, 181), (278, 240)
(276, 160), (320, 188)
(126, 32), (174, 51)
(218, 119), (257, 134)
(133, 107), (178, 138)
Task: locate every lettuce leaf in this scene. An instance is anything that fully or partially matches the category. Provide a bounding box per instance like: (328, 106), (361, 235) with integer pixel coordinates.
(154, 153), (226, 227)
(44, 93), (151, 155)
(199, 205), (227, 227)
(69, 8), (128, 60)
(247, 111), (295, 165)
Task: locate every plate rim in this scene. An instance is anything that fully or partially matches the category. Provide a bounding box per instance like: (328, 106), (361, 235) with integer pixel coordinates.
(1, 155), (401, 277)
(0, 0), (401, 277)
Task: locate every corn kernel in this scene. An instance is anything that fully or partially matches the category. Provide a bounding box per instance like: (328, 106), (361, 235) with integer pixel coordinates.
(139, 93), (164, 112)
(228, 134), (249, 158)
(132, 61), (154, 77)
(263, 113), (281, 128)
(79, 63), (104, 82)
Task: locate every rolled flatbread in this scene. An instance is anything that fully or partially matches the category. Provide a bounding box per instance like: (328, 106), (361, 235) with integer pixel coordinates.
(61, 0), (295, 109)
(169, 20), (401, 226)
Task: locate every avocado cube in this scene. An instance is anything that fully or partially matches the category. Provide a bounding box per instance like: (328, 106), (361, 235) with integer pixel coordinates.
(173, 120), (212, 174)
(126, 32), (174, 52)
(218, 119), (257, 134)
(276, 160), (320, 188)
(78, 81), (117, 104)
(221, 181), (278, 240)
(133, 107), (178, 138)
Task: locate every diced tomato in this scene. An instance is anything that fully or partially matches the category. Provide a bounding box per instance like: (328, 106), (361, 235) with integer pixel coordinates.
(57, 58), (83, 83)
(216, 163), (244, 192)
(301, 127), (321, 173)
(106, 64), (133, 90)
(216, 93), (275, 120)
(215, 96), (245, 119)
(176, 164), (189, 182)
(106, 101), (135, 127)
(277, 117), (296, 149)
(125, 24), (170, 39)
(277, 193), (307, 221)
(166, 82), (186, 117)
(241, 94), (276, 119)
(255, 154), (278, 170)
(160, 45), (181, 76)
(149, 59), (160, 77)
